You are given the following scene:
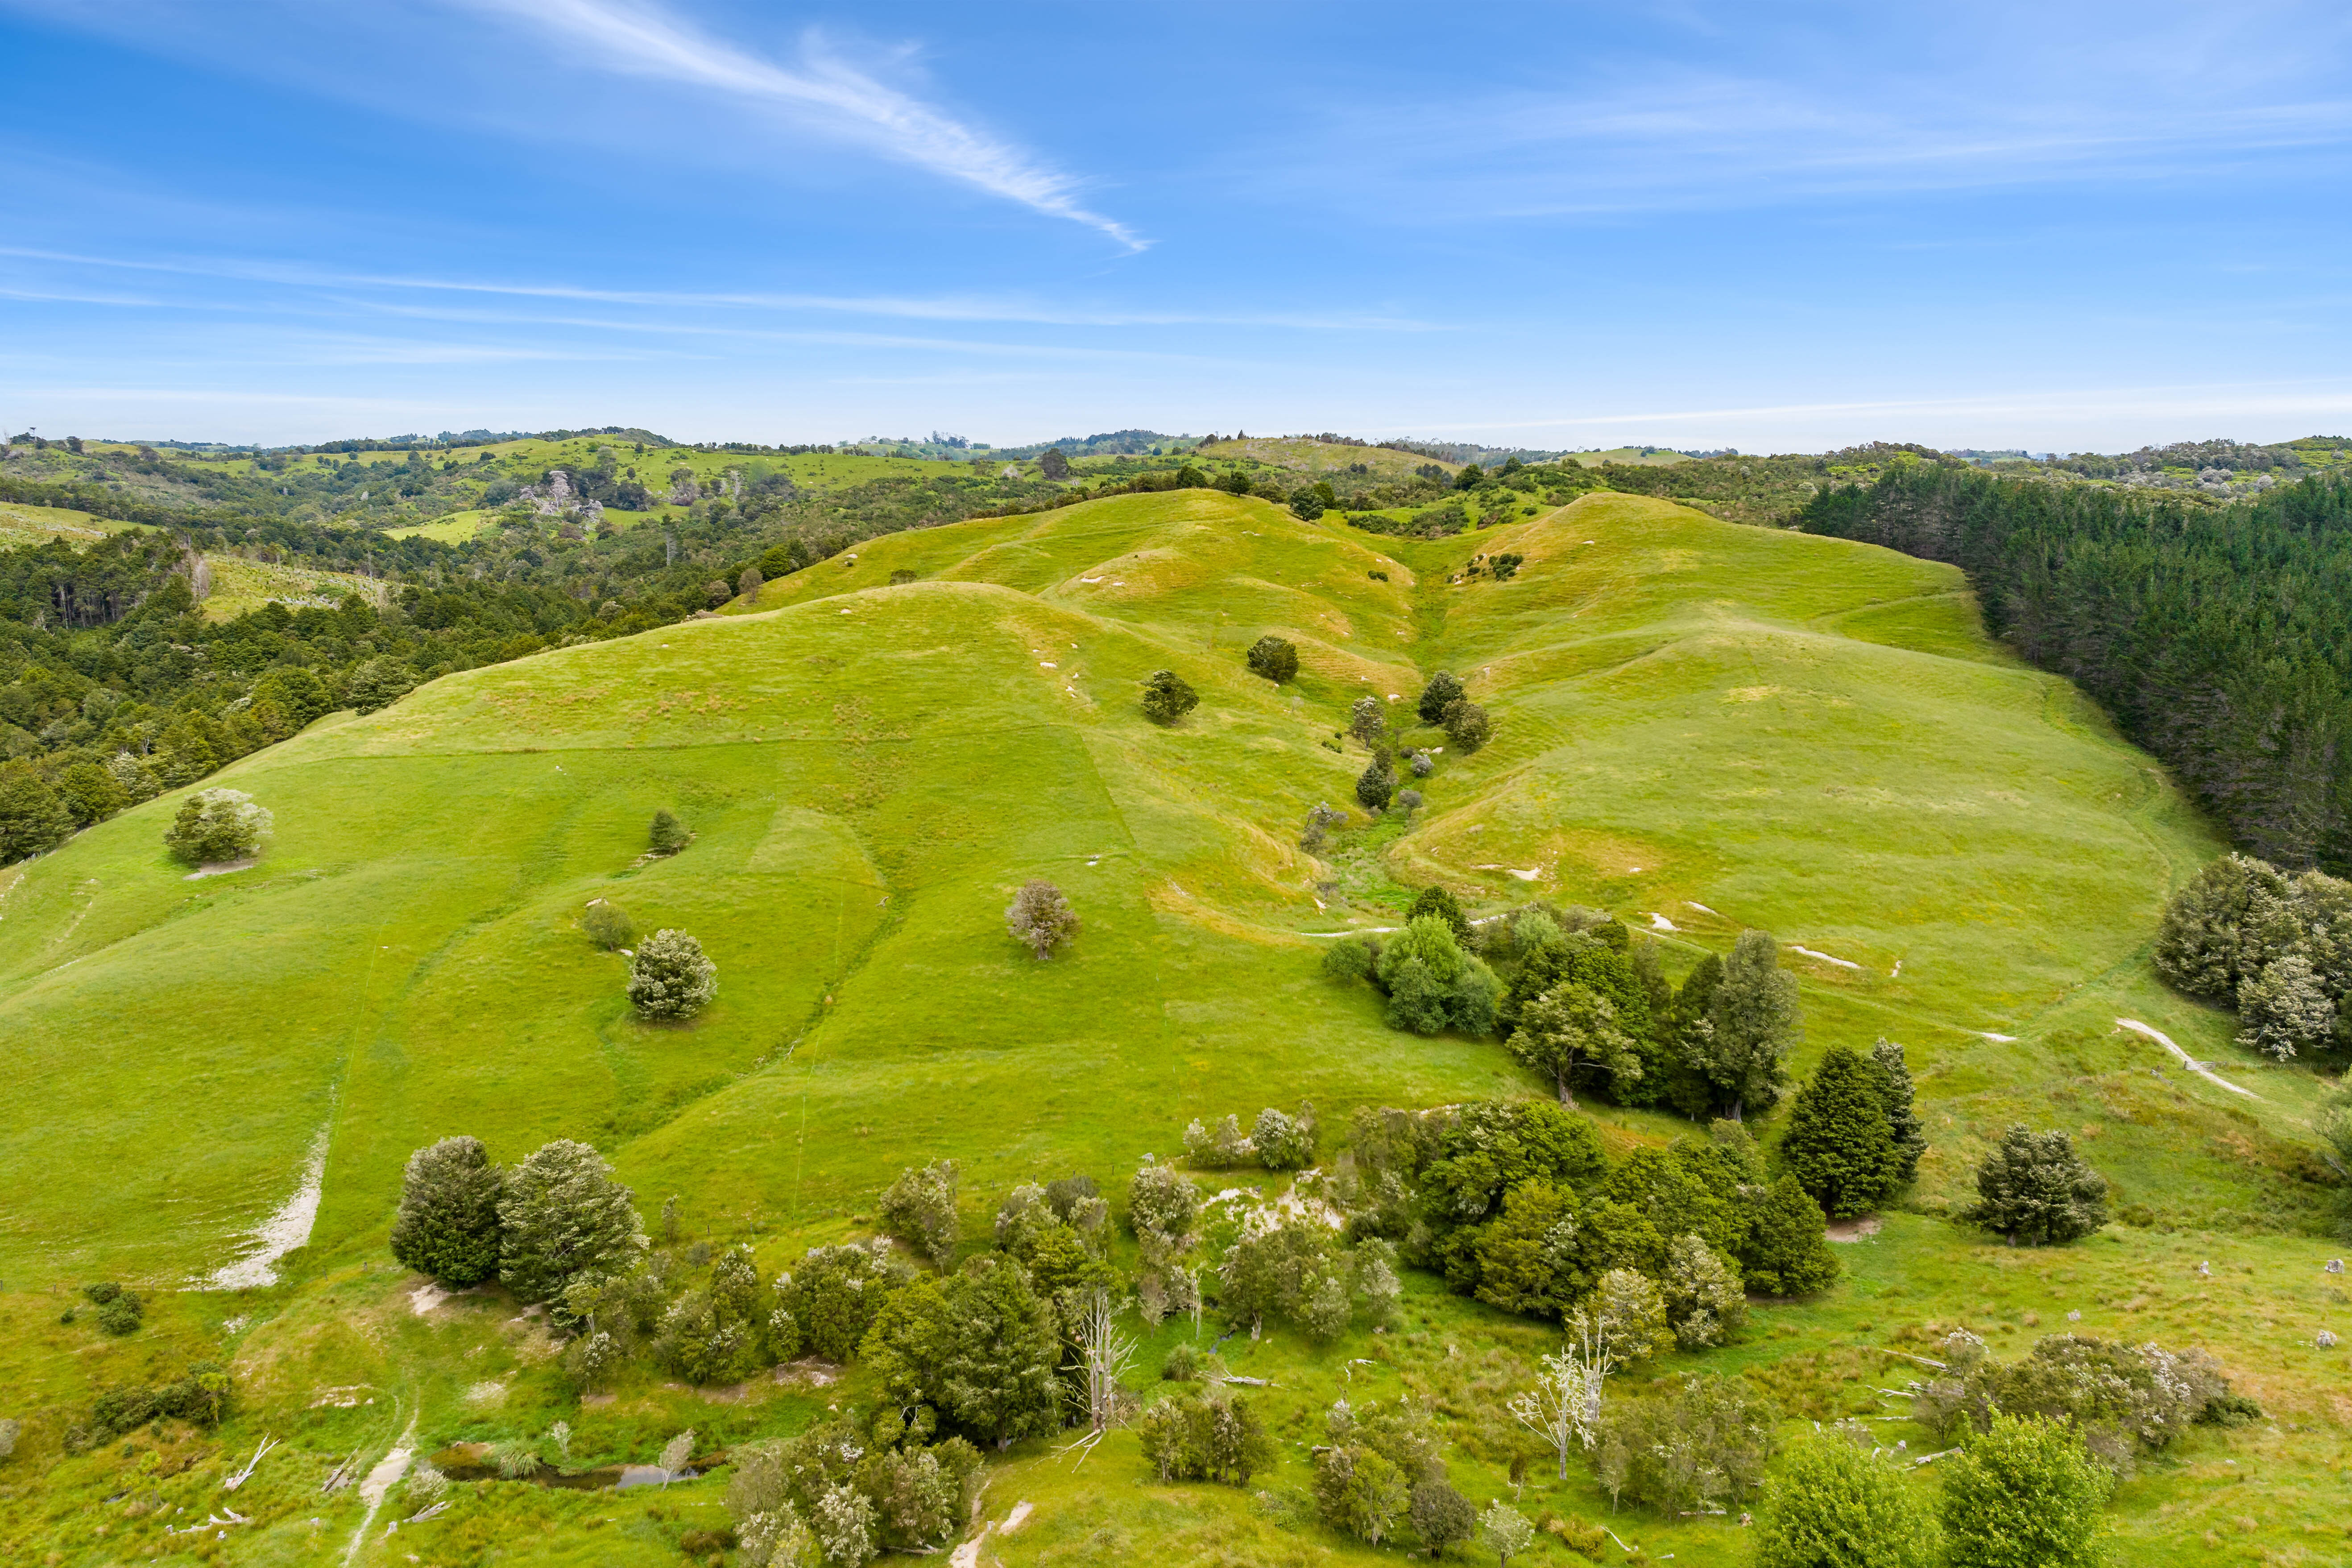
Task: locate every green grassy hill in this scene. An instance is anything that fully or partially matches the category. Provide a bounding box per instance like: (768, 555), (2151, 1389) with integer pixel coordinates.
(0, 488), (2342, 1565)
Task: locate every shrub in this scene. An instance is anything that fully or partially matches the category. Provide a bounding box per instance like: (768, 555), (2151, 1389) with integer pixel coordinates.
(1409, 1477), (1477, 1556)
(84, 1283), (143, 1336)
(1481, 1502), (1536, 1567)
(1130, 1161), (1201, 1258)
(1909, 1330), (2248, 1463)
(1142, 669), (1199, 724)
(1252, 1105), (1316, 1171)
(628, 928), (718, 1019)
(1660, 1233), (1744, 1348)
(1751, 1432), (1938, 1568)
(345, 657), (416, 714)
(0, 1418), (17, 1460)
(1741, 1173), (1841, 1296)
(1136, 1393), (1277, 1484)
(649, 807), (690, 855)
(1966, 1125), (2108, 1244)
(1005, 879), (1079, 959)
(1314, 1445), (1409, 1544)
(390, 1135), (505, 1287)
(1377, 915), (1501, 1036)
(1246, 635), (1299, 683)
(1409, 750), (1434, 777)
(1355, 757), (1396, 810)
(1596, 1374), (1775, 1518)
(1439, 697), (1491, 752)
(1183, 1113), (1255, 1169)
(737, 565), (763, 600)
(879, 1160), (960, 1270)
(1781, 1046), (1899, 1218)
(1408, 884), (1473, 940)
(161, 787), (271, 865)
(1417, 671), (1465, 724)
(1299, 802), (1347, 851)
(890, 567), (917, 585)
(581, 898), (635, 951)
(1940, 1414), (2109, 1568)
(1322, 935), (1375, 983)
(498, 1139), (646, 1304)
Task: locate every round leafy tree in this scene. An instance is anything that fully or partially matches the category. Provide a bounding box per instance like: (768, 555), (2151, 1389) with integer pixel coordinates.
(1408, 884), (1473, 941)
(1965, 1125), (2108, 1245)
(1141, 670), (1199, 724)
(1752, 1432), (1938, 1568)
(389, 1135), (506, 1287)
(1440, 698), (1492, 753)
(497, 1138), (646, 1305)
(1006, 879), (1079, 959)
(1356, 756), (1396, 811)
(1941, 1413), (2109, 1568)
(581, 898), (635, 951)
(1417, 670), (1465, 724)
(162, 787), (273, 865)
(628, 928), (718, 1019)
(1246, 635), (1299, 684)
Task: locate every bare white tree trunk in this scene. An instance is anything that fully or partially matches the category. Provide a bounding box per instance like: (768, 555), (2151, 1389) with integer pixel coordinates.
(1075, 1289), (1139, 1432)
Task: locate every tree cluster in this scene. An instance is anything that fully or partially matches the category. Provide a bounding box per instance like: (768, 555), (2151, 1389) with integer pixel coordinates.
(1181, 1102), (1317, 1171)
(1907, 1328), (2257, 1470)
(727, 1416), (983, 1566)
(1338, 1101), (1837, 1326)
(391, 1135), (647, 1303)
(1333, 902), (1804, 1125)
(1779, 1038), (1928, 1217)
(1312, 1396), (1472, 1551)
(2154, 851), (2352, 1060)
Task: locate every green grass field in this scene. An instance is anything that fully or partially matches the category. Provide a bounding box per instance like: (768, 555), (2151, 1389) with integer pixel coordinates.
(0, 488), (2343, 1565)
(0, 501), (150, 546)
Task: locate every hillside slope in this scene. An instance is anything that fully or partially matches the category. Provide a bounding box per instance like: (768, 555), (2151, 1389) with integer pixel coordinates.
(4, 488), (2316, 1292)
(5, 486), (2348, 1567)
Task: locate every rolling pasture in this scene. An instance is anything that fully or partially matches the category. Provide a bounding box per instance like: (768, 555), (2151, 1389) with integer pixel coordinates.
(0, 488), (2343, 1564)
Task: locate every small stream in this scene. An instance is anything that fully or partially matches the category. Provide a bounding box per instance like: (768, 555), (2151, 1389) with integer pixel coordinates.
(429, 1446), (722, 1491)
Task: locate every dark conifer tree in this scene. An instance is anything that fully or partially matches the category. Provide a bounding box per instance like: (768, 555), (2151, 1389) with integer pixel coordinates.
(1780, 1047), (1897, 1218)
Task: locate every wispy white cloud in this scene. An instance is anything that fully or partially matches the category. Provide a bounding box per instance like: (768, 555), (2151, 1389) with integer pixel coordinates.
(461, 0), (1143, 250)
(1414, 380), (2352, 433)
(0, 245), (1426, 331)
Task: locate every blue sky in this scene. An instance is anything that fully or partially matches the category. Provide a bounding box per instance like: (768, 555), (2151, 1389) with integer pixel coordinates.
(5, 0), (2352, 451)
